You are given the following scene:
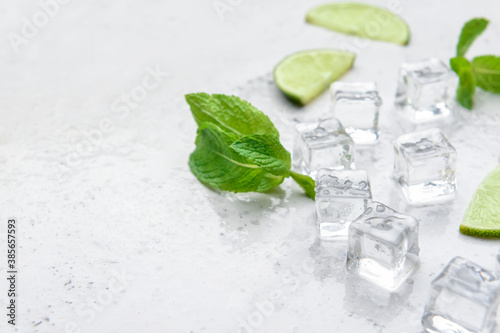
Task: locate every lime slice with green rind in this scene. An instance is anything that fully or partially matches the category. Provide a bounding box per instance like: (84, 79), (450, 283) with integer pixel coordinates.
(306, 3), (410, 46)
(273, 49), (355, 105)
(460, 166), (500, 238)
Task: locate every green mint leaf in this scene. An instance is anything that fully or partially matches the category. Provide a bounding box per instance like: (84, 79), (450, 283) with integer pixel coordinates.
(450, 57), (476, 109)
(185, 93), (280, 137)
(290, 171), (316, 200)
(230, 134), (291, 176)
(187, 93), (314, 199)
(189, 122), (285, 193)
(456, 18), (489, 57)
(472, 55), (500, 93)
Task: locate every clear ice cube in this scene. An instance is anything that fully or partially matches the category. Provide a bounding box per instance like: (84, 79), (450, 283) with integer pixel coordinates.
(293, 118), (355, 178)
(394, 128), (457, 204)
(346, 201), (419, 290)
(315, 169), (372, 240)
(395, 58), (457, 123)
(422, 257), (500, 333)
(330, 81), (382, 144)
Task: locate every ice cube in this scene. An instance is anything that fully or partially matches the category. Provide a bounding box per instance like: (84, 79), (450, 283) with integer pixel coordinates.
(293, 118), (355, 178)
(346, 201), (419, 290)
(330, 81), (382, 144)
(395, 58), (457, 123)
(394, 128), (457, 204)
(422, 257), (500, 333)
(315, 168), (372, 240)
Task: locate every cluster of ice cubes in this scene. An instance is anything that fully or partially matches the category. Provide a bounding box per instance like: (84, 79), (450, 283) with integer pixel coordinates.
(392, 59), (458, 205)
(292, 82), (384, 179)
(313, 168), (421, 290)
(294, 58), (459, 203)
(290, 57), (499, 330)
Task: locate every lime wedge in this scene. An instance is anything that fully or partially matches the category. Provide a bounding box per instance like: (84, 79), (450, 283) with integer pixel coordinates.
(273, 49), (355, 105)
(306, 3), (410, 46)
(460, 166), (500, 238)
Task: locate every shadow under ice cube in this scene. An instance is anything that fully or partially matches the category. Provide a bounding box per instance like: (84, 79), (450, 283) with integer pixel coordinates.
(422, 257), (500, 333)
(315, 169), (372, 240)
(346, 202), (419, 290)
(293, 118), (354, 179)
(395, 58), (457, 123)
(394, 128), (457, 204)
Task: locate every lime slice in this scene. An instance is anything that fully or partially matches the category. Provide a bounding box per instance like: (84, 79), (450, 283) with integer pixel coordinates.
(273, 49), (355, 105)
(306, 3), (410, 46)
(460, 166), (500, 238)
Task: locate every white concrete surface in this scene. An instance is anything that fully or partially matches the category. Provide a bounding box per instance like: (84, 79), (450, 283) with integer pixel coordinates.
(0, 0), (500, 332)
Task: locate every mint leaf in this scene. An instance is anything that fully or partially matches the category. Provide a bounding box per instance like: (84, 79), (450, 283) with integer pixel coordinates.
(450, 57), (476, 109)
(472, 55), (500, 93)
(186, 93), (315, 199)
(230, 134), (291, 176)
(290, 171), (316, 199)
(450, 18), (499, 110)
(456, 18), (489, 57)
(189, 122), (285, 193)
(185, 93), (280, 137)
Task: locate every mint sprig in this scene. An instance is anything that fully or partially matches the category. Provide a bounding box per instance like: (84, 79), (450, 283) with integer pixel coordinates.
(186, 93), (315, 199)
(472, 55), (500, 93)
(456, 18), (489, 58)
(450, 57), (475, 109)
(451, 18), (500, 109)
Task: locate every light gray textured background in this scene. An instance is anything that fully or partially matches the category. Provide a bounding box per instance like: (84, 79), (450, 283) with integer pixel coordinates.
(1, 0), (500, 332)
